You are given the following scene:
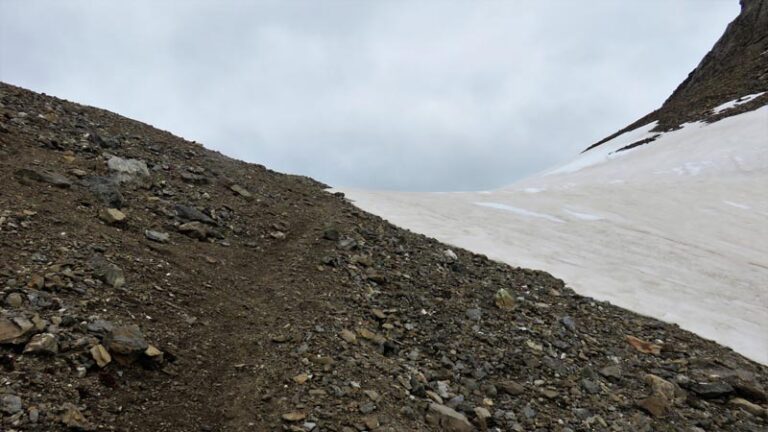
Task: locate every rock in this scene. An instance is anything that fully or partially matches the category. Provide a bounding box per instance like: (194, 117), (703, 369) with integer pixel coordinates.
(499, 381), (525, 396)
(86, 319), (114, 336)
(339, 329), (357, 344)
(322, 229), (340, 241)
(581, 379), (601, 394)
(474, 406), (492, 429)
(61, 403), (93, 431)
(443, 249), (458, 261)
(89, 255), (125, 288)
(99, 208), (126, 224)
(82, 176), (124, 208)
(494, 288), (516, 310)
(282, 411), (306, 422)
(626, 335), (662, 355)
(1, 394), (22, 415)
(0, 317), (35, 344)
(104, 325), (148, 356)
(15, 168), (72, 188)
(292, 373), (309, 384)
(425, 403), (473, 432)
(90, 344), (112, 367)
(689, 381), (734, 399)
(23, 333), (58, 355)
(4, 293), (23, 308)
(599, 365), (622, 380)
(560, 316), (577, 332)
(178, 221), (209, 239)
(644, 374), (679, 402)
(730, 397), (767, 417)
(145, 230), (170, 243)
(144, 344), (164, 362)
(359, 402), (377, 414)
(174, 204), (215, 225)
(180, 171), (209, 185)
(638, 394), (670, 417)
(230, 184), (252, 198)
(466, 308), (482, 321)
(107, 156), (150, 184)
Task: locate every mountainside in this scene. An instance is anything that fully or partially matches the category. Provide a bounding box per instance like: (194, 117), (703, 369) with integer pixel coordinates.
(1, 84), (767, 432)
(585, 0), (768, 152)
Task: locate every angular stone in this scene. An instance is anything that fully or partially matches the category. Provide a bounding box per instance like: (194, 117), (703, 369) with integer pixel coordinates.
(91, 344), (112, 367)
(230, 184), (252, 198)
(689, 381), (734, 399)
(730, 397), (767, 417)
(638, 394), (670, 417)
(0, 317), (35, 344)
(425, 403), (473, 432)
(82, 176), (124, 208)
(108, 156), (150, 184)
(104, 325), (148, 356)
(61, 403), (93, 431)
(499, 381), (525, 396)
(494, 288), (516, 310)
(23, 333), (58, 355)
(174, 204), (215, 225)
(90, 255), (125, 288)
(4, 293), (23, 308)
(339, 329), (357, 344)
(145, 230), (170, 243)
(99, 208), (126, 224)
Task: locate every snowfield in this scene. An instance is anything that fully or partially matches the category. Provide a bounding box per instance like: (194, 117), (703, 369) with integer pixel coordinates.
(341, 105), (768, 364)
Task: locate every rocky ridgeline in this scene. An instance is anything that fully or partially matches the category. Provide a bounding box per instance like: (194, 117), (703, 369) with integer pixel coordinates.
(0, 81), (767, 432)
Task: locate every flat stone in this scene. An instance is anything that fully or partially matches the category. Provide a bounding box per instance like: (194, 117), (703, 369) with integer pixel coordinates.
(0, 317), (35, 344)
(230, 184), (252, 198)
(99, 208), (126, 224)
(91, 344), (112, 367)
(339, 329), (357, 344)
(108, 156), (150, 184)
(425, 403), (473, 432)
(145, 230), (170, 243)
(61, 403), (93, 431)
(499, 381), (525, 396)
(15, 168), (71, 188)
(689, 381), (734, 399)
(174, 204), (215, 224)
(638, 394), (670, 417)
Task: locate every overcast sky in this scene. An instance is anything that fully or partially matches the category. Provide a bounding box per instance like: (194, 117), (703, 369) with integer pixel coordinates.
(0, 1), (739, 191)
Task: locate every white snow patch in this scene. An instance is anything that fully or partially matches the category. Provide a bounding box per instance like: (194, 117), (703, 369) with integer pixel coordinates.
(723, 201), (751, 210)
(712, 91), (766, 114)
(474, 202), (565, 223)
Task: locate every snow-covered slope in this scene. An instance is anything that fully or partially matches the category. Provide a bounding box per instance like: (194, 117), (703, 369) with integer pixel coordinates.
(342, 104), (768, 363)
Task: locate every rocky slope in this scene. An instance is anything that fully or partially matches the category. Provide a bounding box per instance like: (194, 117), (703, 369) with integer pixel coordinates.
(585, 0), (768, 152)
(1, 80), (767, 432)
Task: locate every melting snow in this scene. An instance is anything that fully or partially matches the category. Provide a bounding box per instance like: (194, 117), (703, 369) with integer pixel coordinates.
(563, 208), (604, 221)
(474, 202), (565, 223)
(712, 91), (766, 114)
(724, 201), (751, 210)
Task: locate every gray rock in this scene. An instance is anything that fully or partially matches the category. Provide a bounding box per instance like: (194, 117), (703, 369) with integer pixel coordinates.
(89, 255), (125, 288)
(174, 204), (215, 225)
(4, 292), (23, 308)
(14, 168), (72, 188)
(1, 394), (22, 414)
(108, 156), (150, 184)
(689, 382), (734, 399)
(145, 230), (170, 243)
(230, 184), (252, 198)
(560, 316), (576, 331)
(82, 176), (124, 208)
(104, 324), (148, 355)
(581, 379), (601, 394)
(465, 308), (482, 321)
(86, 319), (114, 336)
(599, 365), (622, 380)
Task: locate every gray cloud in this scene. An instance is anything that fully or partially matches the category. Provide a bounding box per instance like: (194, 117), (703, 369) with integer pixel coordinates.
(0, 1), (738, 191)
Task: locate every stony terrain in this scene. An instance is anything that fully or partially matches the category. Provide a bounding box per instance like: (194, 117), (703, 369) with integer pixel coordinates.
(0, 80), (767, 432)
(585, 0), (768, 152)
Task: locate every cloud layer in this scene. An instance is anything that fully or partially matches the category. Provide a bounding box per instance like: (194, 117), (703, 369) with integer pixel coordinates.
(0, 1), (738, 190)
